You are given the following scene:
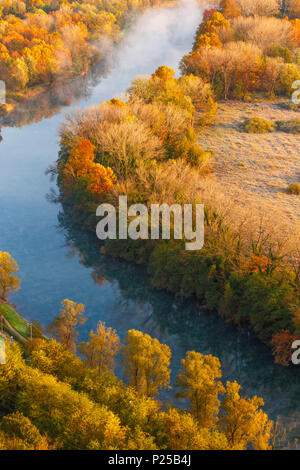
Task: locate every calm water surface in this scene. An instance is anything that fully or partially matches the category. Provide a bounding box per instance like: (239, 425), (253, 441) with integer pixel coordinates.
(0, 0), (299, 444)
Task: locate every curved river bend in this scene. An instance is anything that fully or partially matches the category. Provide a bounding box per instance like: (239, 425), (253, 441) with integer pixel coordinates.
(0, 0), (300, 445)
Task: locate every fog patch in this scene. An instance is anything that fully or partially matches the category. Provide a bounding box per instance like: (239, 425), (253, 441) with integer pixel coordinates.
(112, 0), (204, 77)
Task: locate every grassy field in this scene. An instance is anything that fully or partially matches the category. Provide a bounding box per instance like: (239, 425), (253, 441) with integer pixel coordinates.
(0, 303), (30, 339)
(198, 99), (300, 233)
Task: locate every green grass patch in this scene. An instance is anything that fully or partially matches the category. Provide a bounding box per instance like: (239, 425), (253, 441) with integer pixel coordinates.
(0, 303), (30, 338)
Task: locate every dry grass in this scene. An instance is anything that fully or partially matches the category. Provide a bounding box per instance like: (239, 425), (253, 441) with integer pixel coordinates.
(197, 100), (300, 231)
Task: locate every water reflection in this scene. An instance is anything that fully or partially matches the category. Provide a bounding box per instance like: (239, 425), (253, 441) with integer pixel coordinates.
(0, 59), (111, 129)
(58, 208), (300, 444)
(0, 0), (299, 447)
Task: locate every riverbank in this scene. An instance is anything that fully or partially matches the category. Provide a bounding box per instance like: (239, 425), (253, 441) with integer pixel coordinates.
(2, 0), (300, 446)
(56, 81), (299, 367)
(0, 1), (179, 121)
(0, 75), (89, 119)
(54, 3), (300, 367)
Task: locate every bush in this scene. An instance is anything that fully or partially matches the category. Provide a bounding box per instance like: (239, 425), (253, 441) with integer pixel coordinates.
(278, 102), (300, 111)
(241, 117), (276, 133)
(287, 183), (300, 195)
(276, 119), (300, 134)
(268, 46), (293, 64)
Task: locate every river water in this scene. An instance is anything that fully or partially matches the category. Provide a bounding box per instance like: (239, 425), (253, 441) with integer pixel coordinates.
(0, 0), (300, 445)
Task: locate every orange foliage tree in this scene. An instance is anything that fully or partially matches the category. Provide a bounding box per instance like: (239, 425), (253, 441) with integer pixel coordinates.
(271, 330), (297, 366)
(220, 0), (241, 19)
(63, 138), (116, 198)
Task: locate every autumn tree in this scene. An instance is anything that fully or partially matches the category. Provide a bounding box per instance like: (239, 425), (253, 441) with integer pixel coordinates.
(0, 342), (126, 450)
(219, 381), (273, 450)
(121, 329), (171, 396)
(160, 408), (228, 450)
(47, 299), (86, 352)
(95, 119), (164, 181)
(152, 65), (176, 81)
(181, 41), (262, 99)
(271, 330), (297, 366)
(203, 9), (217, 22)
(128, 66), (195, 116)
(175, 352), (224, 428)
(0, 252), (21, 301)
(220, 0), (241, 18)
(0, 332), (275, 450)
(192, 11), (230, 51)
(0, 412), (49, 450)
(286, 0), (300, 19)
(80, 321), (120, 373)
(87, 163), (117, 197)
(231, 16), (294, 53)
(237, 0), (279, 16)
(62, 138), (116, 197)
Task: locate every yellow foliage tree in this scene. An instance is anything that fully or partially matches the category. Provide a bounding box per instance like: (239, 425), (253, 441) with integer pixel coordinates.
(175, 351), (224, 428)
(80, 321), (120, 374)
(0, 252), (21, 300)
(0, 342), (126, 450)
(0, 412), (49, 450)
(121, 329), (171, 396)
(219, 381), (273, 450)
(0, 337), (275, 450)
(161, 408), (228, 450)
(220, 0), (241, 18)
(47, 299), (86, 352)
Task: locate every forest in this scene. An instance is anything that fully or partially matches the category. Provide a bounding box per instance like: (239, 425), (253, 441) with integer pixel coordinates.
(182, 0), (300, 100)
(0, 252), (278, 450)
(55, 6), (300, 366)
(0, 0), (300, 453)
(0, 0), (168, 96)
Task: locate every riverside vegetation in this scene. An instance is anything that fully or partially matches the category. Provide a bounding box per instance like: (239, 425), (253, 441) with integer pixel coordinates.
(1, 0), (299, 451)
(0, 251), (281, 450)
(0, 0), (173, 107)
(54, 0), (300, 368)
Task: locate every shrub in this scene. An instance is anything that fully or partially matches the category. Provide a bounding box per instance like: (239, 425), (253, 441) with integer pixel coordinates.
(278, 102), (300, 111)
(268, 46), (293, 64)
(241, 117), (276, 133)
(276, 119), (300, 134)
(287, 183), (300, 195)
(186, 144), (212, 169)
(231, 16), (294, 53)
(237, 0), (279, 17)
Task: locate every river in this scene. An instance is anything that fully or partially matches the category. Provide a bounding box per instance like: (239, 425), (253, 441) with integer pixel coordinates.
(0, 0), (300, 446)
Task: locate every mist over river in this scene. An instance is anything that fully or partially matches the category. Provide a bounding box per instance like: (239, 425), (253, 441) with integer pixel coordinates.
(0, 0), (300, 446)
